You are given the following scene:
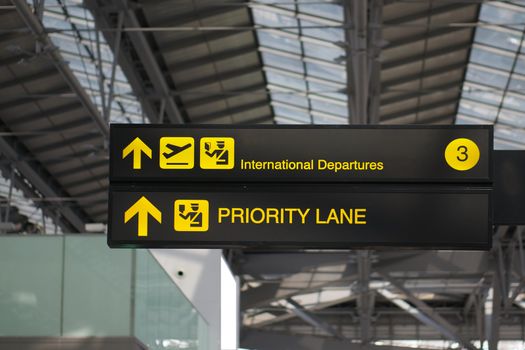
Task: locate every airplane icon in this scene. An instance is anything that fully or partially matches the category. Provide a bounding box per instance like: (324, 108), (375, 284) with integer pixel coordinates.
(159, 137), (195, 169)
(163, 143), (192, 159)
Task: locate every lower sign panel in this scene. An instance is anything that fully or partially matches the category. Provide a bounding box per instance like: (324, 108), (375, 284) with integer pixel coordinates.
(108, 185), (491, 249)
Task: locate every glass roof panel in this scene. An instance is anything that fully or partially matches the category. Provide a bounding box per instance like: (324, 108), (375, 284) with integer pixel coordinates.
(480, 3), (525, 31)
(271, 92), (310, 109)
(474, 27), (521, 52)
(303, 42), (345, 62)
(514, 54), (525, 74)
(470, 46), (515, 71)
(42, 0), (146, 124)
(458, 1), (525, 149)
(257, 31), (302, 54)
(298, 2), (344, 21)
(261, 52), (305, 74)
(252, 1), (348, 124)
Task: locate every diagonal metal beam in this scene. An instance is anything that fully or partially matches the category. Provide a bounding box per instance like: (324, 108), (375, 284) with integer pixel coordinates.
(247, 290), (355, 328)
(95, 0), (185, 124)
(379, 273), (478, 350)
(11, 0), (109, 138)
(284, 298), (345, 339)
(0, 122), (89, 232)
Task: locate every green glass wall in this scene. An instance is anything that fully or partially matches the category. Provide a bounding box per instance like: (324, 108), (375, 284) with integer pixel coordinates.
(0, 236), (62, 336)
(134, 250), (208, 350)
(0, 236), (208, 349)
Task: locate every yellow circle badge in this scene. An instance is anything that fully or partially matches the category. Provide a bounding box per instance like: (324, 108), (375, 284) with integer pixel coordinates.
(444, 138), (480, 171)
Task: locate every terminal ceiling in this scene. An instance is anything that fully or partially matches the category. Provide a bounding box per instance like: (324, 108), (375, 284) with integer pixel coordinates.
(0, 0), (525, 349)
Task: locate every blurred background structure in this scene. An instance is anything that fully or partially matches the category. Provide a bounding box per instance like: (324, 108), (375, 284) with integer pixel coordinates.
(0, 1), (525, 349)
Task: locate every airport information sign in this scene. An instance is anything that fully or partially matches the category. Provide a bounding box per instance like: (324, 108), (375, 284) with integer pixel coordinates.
(110, 125), (493, 183)
(108, 125), (493, 250)
(108, 185), (491, 249)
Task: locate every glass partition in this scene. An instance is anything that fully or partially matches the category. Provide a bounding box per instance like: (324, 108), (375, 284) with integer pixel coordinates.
(0, 236), (208, 349)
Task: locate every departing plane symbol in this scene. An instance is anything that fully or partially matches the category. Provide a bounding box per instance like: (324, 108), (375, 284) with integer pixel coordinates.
(159, 137), (194, 169)
(163, 143), (192, 161)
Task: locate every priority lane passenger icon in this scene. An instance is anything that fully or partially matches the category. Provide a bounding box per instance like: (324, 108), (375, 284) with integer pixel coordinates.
(174, 199), (209, 232)
(159, 137), (194, 169)
(200, 137), (235, 169)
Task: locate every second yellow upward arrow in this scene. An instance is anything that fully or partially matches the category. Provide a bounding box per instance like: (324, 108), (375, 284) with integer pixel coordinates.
(124, 196), (162, 237)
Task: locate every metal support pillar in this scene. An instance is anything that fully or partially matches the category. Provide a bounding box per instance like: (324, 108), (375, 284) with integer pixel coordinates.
(105, 11), (124, 122)
(95, 29), (107, 122)
(357, 250), (374, 344)
(158, 98), (166, 123)
(33, 0), (45, 55)
(33, 0), (44, 20)
(487, 276), (501, 350)
(368, 0), (382, 124)
(506, 227), (525, 308)
(485, 227), (506, 350)
(345, 0), (368, 124)
(344, 0), (383, 124)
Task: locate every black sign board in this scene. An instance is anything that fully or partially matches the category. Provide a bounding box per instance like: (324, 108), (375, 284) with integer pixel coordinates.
(110, 125), (493, 183)
(494, 151), (525, 225)
(108, 185), (491, 250)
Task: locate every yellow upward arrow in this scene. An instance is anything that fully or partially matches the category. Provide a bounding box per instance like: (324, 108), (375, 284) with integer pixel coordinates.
(122, 137), (152, 169)
(124, 196), (162, 237)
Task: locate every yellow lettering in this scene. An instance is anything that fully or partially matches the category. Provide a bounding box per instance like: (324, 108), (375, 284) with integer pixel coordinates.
(218, 208), (230, 223)
(266, 208), (280, 224)
(326, 209), (339, 223)
(340, 209), (353, 224)
(250, 208), (265, 224)
(297, 209), (310, 224)
(355, 208), (367, 224)
(316, 209), (327, 224)
(231, 208), (244, 224)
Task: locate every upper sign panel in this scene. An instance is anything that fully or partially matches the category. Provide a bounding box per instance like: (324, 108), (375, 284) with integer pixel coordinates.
(110, 125), (493, 183)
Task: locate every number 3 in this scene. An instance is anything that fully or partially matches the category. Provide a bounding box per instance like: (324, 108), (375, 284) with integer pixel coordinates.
(457, 145), (468, 162)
